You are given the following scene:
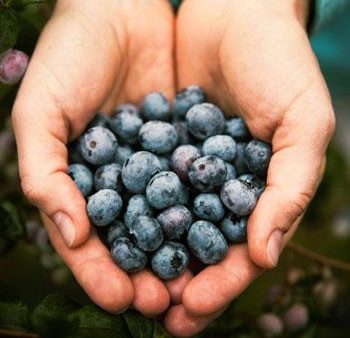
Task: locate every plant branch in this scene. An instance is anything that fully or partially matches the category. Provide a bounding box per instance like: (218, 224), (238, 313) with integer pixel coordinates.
(0, 328), (39, 338)
(286, 242), (350, 272)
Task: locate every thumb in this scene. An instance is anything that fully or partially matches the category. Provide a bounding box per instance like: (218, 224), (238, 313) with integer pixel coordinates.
(12, 1), (124, 247)
(247, 85), (335, 269)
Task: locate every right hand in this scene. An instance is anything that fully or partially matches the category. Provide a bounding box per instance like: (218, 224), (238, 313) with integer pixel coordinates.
(12, 0), (190, 315)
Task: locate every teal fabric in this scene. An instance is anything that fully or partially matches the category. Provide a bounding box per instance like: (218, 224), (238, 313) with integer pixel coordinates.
(311, 0), (350, 34)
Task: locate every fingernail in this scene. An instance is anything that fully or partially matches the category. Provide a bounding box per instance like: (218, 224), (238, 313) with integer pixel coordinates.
(53, 211), (76, 247)
(266, 230), (283, 267)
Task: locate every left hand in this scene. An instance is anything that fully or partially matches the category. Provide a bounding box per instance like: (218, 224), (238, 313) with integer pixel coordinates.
(164, 0), (335, 336)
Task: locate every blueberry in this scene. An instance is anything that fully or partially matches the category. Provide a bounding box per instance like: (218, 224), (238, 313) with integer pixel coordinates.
(94, 163), (123, 193)
(87, 189), (123, 226)
(129, 216), (163, 251)
(193, 193), (225, 222)
(105, 220), (128, 247)
(157, 205), (192, 240)
(68, 139), (85, 164)
(238, 174), (265, 197)
(188, 155), (227, 191)
(151, 241), (189, 280)
(244, 139), (272, 177)
(139, 121), (178, 154)
(110, 105), (143, 144)
(114, 144), (134, 166)
(283, 303), (309, 332)
(220, 179), (258, 216)
(225, 116), (250, 141)
(0, 49), (29, 85)
(158, 156), (171, 171)
(142, 92), (170, 121)
(172, 121), (195, 145)
(171, 145), (201, 181)
(233, 142), (249, 175)
(176, 182), (190, 205)
(80, 126), (118, 166)
(121, 151), (161, 193)
(220, 214), (248, 243)
(225, 162), (237, 181)
(257, 313), (284, 337)
(114, 103), (139, 116)
(173, 85), (205, 120)
(111, 237), (147, 273)
(186, 103), (225, 140)
(87, 113), (111, 129)
(202, 135), (237, 161)
(124, 194), (153, 228)
(146, 171), (181, 209)
(187, 220), (228, 264)
(68, 164), (93, 197)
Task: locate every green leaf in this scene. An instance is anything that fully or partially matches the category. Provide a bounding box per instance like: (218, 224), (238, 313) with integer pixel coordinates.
(0, 302), (29, 330)
(153, 323), (171, 338)
(31, 293), (80, 338)
(0, 201), (24, 254)
(123, 311), (154, 338)
(0, 8), (19, 54)
(68, 305), (130, 338)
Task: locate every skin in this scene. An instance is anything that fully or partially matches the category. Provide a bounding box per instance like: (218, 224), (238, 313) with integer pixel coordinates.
(12, 0), (335, 336)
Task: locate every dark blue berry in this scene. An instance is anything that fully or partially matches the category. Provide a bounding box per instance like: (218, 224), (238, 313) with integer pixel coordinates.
(87, 113), (111, 129)
(225, 116), (250, 141)
(225, 162), (237, 181)
(146, 171), (181, 209)
(139, 121), (178, 154)
(220, 179), (258, 216)
(186, 103), (225, 140)
(111, 237), (147, 273)
(188, 155), (227, 191)
(124, 194), (153, 229)
(80, 126), (117, 166)
(87, 189), (123, 226)
(171, 145), (201, 181)
(129, 216), (163, 252)
(157, 205), (192, 240)
(193, 193), (225, 222)
(244, 139), (272, 177)
(142, 92), (170, 121)
(151, 241), (189, 280)
(176, 182), (190, 205)
(121, 151), (161, 193)
(114, 144), (134, 166)
(68, 164), (93, 197)
(110, 105), (143, 144)
(158, 156), (171, 171)
(220, 214), (248, 243)
(233, 142), (249, 175)
(68, 139), (85, 164)
(202, 135), (237, 161)
(105, 220), (128, 247)
(172, 121), (195, 145)
(173, 85), (205, 120)
(238, 174), (266, 197)
(94, 163), (123, 193)
(187, 220), (228, 264)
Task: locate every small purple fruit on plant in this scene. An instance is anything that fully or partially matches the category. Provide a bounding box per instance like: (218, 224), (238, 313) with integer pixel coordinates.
(0, 49), (29, 85)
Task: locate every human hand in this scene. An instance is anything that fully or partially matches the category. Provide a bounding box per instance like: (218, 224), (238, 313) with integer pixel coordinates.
(164, 0), (335, 335)
(12, 0), (189, 316)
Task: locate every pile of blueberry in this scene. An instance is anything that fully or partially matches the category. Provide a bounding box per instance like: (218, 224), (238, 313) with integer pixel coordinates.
(68, 86), (272, 280)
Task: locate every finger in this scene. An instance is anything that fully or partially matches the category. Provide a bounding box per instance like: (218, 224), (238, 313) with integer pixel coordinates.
(12, 1), (125, 247)
(182, 245), (262, 317)
(130, 270), (170, 316)
(163, 304), (225, 337)
(165, 270), (193, 304)
(248, 93), (335, 269)
(42, 214), (134, 312)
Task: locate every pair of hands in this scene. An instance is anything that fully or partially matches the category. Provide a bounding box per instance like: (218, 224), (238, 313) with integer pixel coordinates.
(12, 0), (335, 336)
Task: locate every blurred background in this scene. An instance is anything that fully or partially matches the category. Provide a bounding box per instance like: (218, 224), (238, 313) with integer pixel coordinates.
(1, 2), (350, 338)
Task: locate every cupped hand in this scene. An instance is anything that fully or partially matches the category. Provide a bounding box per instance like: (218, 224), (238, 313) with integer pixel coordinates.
(12, 0), (186, 316)
(164, 0), (335, 336)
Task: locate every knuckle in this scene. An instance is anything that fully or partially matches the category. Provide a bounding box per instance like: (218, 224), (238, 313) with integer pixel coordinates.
(20, 174), (44, 205)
